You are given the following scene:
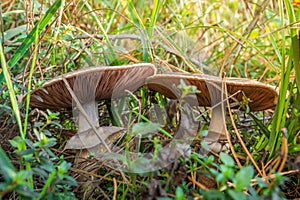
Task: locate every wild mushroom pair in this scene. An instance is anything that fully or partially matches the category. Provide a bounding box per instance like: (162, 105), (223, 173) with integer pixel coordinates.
(28, 64), (278, 156)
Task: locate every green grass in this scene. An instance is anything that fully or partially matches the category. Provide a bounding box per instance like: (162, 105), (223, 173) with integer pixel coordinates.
(0, 0), (300, 199)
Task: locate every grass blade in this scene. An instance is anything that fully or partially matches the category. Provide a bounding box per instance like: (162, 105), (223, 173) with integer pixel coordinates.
(127, 0), (150, 61)
(286, 1), (300, 91)
(23, 22), (39, 138)
(0, 40), (24, 138)
(148, 0), (161, 36)
(269, 0), (297, 157)
(0, 0), (62, 82)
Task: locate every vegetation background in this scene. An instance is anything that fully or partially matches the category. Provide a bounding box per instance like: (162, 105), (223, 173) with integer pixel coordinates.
(0, 0), (300, 199)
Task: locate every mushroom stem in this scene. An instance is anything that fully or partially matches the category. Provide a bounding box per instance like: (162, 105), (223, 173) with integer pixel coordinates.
(203, 103), (227, 153)
(208, 104), (226, 140)
(77, 101), (99, 133)
(62, 77), (112, 153)
(204, 82), (227, 152)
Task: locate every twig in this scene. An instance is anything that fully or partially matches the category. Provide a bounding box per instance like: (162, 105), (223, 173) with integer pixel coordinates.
(113, 177), (117, 200)
(187, 176), (209, 191)
(225, 82), (263, 176)
(271, 129), (288, 174)
(277, 130), (288, 172)
(263, 157), (277, 174)
(222, 77), (242, 167)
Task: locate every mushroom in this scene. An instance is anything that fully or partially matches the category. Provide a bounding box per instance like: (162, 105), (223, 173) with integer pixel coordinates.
(27, 63), (156, 153)
(146, 73), (278, 153)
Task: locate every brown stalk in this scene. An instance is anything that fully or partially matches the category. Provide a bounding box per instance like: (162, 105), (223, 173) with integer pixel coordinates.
(271, 129), (288, 173)
(277, 131), (288, 172)
(187, 176), (209, 191)
(222, 77), (242, 167)
(113, 177), (117, 200)
(263, 157), (278, 175)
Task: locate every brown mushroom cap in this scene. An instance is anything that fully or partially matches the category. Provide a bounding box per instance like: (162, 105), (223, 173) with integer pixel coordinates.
(146, 73), (278, 111)
(29, 63), (156, 109)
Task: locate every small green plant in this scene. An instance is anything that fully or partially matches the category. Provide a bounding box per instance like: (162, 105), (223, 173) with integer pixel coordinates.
(175, 186), (185, 200)
(0, 110), (77, 199)
(207, 153), (254, 200)
(0, 145), (77, 199)
(0, 1), (77, 198)
(189, 152), (287, 200)
(177, 79), (200, 100)
(32, 109), (62, 137)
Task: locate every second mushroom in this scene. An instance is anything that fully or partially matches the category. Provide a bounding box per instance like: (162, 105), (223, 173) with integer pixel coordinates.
(146, 73), (278, 153)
